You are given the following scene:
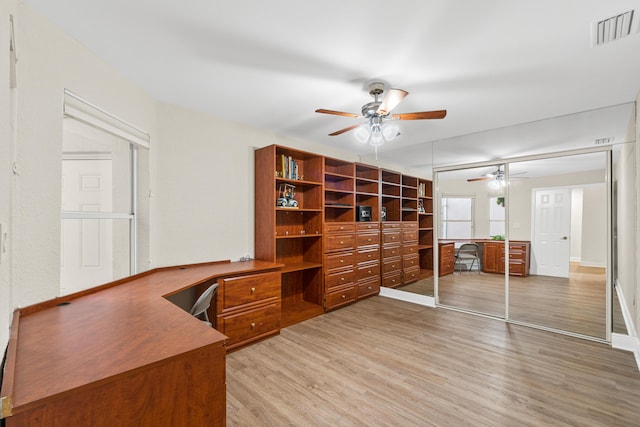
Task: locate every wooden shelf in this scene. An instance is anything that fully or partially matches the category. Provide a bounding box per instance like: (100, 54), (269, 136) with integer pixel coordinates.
(281, 262), (323, 274)
(276, 177), (322, 186)
(276, 234), (322, 239)
(419, 244), (434, 250)
(281, 301), (324, 328)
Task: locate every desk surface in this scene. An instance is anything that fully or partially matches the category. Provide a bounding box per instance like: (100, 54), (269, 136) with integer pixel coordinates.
(2, 259), (282, 416)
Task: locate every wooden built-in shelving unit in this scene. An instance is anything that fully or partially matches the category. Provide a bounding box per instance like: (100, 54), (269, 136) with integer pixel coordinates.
(255, 144), (433, 323)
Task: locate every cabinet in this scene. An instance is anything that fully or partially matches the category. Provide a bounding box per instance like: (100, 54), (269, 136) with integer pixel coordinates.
(215, 271), (281, 351)
(255, 145), (324, 327)
(439, 242), (455, 276)
(418, 178), (435, 278)
(355, 222), (381, 298)
(482, 241), (530, 276)
(255, 144), (430, 318)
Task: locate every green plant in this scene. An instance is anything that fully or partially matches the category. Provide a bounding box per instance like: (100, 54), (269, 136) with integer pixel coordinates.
(496, 197), (505, 207)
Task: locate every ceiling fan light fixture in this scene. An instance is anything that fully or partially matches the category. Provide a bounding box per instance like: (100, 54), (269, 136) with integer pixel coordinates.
(382, 123), (400, 141)
(354, 124), (370, 144)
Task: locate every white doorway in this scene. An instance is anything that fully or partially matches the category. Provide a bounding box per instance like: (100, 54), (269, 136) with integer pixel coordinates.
(531, 187), (572, 278)
(61, 157), (114, 294)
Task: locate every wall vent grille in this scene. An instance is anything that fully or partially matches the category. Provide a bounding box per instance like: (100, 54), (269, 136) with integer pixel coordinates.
(593, 10), (636, 46)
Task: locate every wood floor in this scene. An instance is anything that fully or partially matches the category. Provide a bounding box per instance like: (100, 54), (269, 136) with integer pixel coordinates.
(399, 263), (627, 339)
(226, 297), (640, 426)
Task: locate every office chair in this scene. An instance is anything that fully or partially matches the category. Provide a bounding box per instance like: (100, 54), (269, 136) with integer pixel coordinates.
(454, 243), (481, 274)
(189, 283), (218, 327)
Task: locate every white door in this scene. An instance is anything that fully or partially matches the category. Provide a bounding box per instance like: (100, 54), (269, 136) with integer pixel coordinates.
(532, 188), (571, 277)
(61, 159), (113, 294)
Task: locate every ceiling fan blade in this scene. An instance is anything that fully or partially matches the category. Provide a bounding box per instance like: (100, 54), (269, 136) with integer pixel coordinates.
(329, 123), (362, 136)
(376, 88), (408, 115)
(467, 177), (491, 182)
(391, 110), (447, 120)
(316, 109), (363, 118)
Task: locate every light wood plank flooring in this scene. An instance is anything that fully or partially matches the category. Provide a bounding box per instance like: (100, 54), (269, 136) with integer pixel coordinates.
(227, 297), (640, 426)
(399, 263), (627, 338)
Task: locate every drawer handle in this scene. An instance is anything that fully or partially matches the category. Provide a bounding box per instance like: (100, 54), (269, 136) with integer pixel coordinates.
(392, 279), (396, 283)
(341, 277), (345, 281)
(250, 287), (256, 293)
(340, 226), (344, 230)
(392, 264), (395, 268)
(342, 295), (346, 299)
(340, 259), (344, 263)
(250, 322), (256, 329)
(368, 270), (372, 274)
(368, 254), (372, 258)
(367, 286), (372, 290)
(368, 238), (372, 242)
(340, 241), (344, 245)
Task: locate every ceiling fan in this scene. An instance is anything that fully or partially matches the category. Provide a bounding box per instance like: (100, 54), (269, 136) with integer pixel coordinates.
(467, 166), (528, 182)
(315, 82), (447, 151)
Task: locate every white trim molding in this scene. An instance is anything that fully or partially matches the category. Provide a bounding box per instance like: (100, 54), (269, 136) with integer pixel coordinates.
(379, 287), (436, 308)
(612, 280), (640, 371)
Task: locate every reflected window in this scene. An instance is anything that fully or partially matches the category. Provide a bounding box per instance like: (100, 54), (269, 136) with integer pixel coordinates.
(441, 197), (473, 239)
(489, 196), (505, 237)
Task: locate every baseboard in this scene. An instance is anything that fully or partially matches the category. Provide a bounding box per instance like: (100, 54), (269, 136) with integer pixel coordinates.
(379, 287), (436, 308)
(579, 261), (606, 268)
(612, 281), (640, 372)
(615, 280), (638, 338)
(570, 256), (581, 262)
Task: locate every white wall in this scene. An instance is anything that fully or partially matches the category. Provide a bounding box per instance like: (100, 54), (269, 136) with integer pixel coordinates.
(580, 184), (607, 267)
(0, 0), (17, 352)
(570, 189), (583, 261)
(0, 2), (158, 352)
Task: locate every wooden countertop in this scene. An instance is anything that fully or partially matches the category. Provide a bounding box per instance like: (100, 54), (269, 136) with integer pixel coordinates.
(1, 259), (282, 417)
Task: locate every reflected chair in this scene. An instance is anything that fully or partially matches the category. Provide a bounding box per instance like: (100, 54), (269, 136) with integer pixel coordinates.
(189, 283), (218, 327)
(454, 243), (481, 274)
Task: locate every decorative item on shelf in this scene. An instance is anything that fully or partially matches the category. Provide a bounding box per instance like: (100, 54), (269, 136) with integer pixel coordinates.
(381, 207), (387, 221)
(357, 206), (372, 222)
(496, 197), (505, 207)
(277, 183), (298, 208)
(418, 182), (426, 197)
(418, 200), (425, 213)
(491, 234), (505, 241)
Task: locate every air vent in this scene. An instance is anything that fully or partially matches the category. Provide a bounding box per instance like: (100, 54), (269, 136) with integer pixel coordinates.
(594, 137), (613, 145)
(592, 10), (637, 46)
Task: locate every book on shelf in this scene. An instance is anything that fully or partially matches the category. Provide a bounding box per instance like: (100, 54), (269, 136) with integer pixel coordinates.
(418, 182), (426, 197)
(277, 155), (300, 180)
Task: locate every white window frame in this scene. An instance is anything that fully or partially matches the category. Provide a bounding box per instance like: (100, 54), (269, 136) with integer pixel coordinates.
(61, 90), (150, 276)
(440, 196), (475, 239)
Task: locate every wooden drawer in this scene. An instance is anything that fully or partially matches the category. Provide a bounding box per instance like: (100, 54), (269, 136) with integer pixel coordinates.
(403, 242), (418, 255)
(382, 222), (401, 230)
(403, 254), (419, 270)
(382, 246), (402, 259)
(403, 267), (420, 283)
(402, 230), (418, 242)
(325, 285), (357, 310)
(325, 222), (355, 234)
(325, 233), (355, 252)
(357, 247), (380, 264)
(356, 231), (380, 248)
(217, 301), (281, 349)
(382, 258), (402, 275)
(440, 243), (455, 258)
(219, 271), (280, 310)
(357, 278), (380, 298)
(356, 222), (380, 231)
(509, 243), (528, 251)
(382, 271), (402, 288)
(324, 251), (355, 271)
(508, 261), (526, 276)
(508, 251), (526, 261)
(402, 222), (418, 229)
(382, 231), (401, 245)
(356, 261), (380, 281)
(325, 268), (355, 289)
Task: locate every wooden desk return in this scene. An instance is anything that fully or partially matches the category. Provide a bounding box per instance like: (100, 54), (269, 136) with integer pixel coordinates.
(0, 259), (282, 427)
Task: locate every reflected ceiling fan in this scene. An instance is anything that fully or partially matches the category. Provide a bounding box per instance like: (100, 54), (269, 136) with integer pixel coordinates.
(467, 166), (528, 182)
(315, 82), (446, 153)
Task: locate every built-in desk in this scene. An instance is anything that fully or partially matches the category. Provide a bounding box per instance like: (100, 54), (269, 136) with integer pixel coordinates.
(438, 239), (530, 277)
(0, 259), (282, 427)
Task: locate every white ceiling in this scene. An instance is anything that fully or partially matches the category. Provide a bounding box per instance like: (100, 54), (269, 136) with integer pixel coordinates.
(25, 0), (640, 168)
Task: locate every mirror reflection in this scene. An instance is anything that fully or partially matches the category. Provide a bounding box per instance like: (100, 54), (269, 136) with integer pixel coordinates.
(389, 102), (636, 341)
